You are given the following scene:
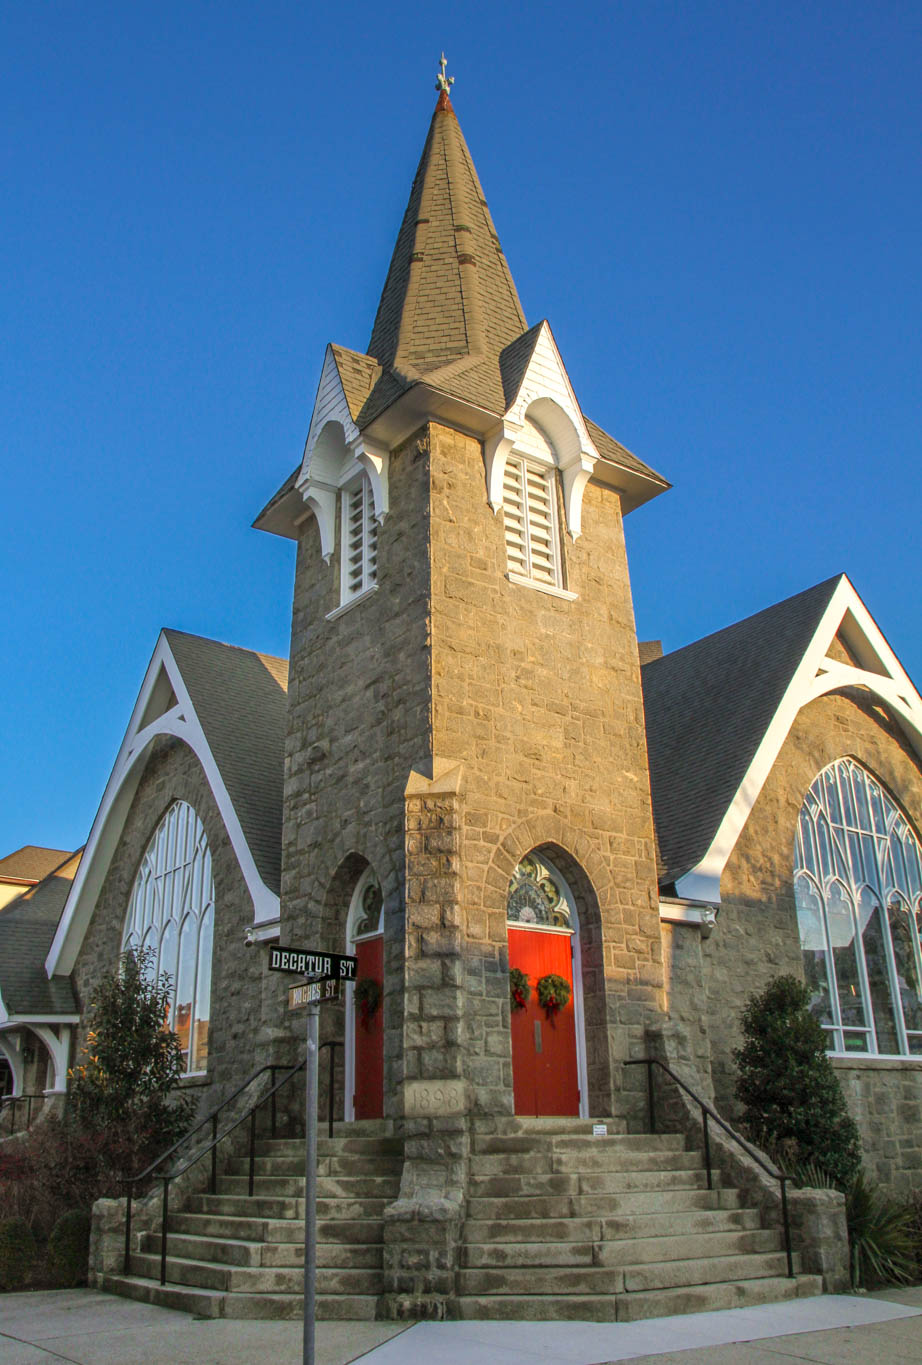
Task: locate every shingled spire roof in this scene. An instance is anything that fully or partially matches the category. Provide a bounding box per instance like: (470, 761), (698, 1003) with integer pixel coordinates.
(361, 84), (528, 422)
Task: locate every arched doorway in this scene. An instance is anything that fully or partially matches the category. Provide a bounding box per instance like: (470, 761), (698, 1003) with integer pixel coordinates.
(507, 852), (587, 1117)
(344, 867), (384, 1120)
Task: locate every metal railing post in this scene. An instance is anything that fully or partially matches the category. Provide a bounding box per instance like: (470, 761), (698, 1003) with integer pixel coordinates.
(160, 1179), (170, 1285)
(271, 1068), (278, 1139)
(646, 1058), (656, 1133)
(123, 1182), (133, 1274)
(248, 1108), (257, 1197)
(780, 1176), (794, 1277)
(211, 1115), (218, 1194)
(702, 1107), (712, 1189)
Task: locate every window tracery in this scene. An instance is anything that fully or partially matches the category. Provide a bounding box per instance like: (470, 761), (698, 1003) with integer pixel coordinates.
(506, 853), (572, 930)
(795, 758), (922, 1056)
(122, 800), (214, 1073)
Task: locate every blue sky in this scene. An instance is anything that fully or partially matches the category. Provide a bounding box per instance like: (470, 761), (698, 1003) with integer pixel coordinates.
(2, 2), (920, 853)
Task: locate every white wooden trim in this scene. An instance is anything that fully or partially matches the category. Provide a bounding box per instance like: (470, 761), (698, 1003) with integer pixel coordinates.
(344, 867), (383, 1124)
(505, 572), (578, 602)
(325, 584), (378, 622)
(46, 633), (280, 978)
(0, 1035), (24, 1096)
(675, 576), (922, 903)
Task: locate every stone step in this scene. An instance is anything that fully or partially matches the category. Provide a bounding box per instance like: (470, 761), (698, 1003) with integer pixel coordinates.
(468, 1169), (713, 1199)
(141, 1232), (262, 1267)
(459, 1266), (625, 1296)
(600, 1208), (762, 1240)
(463, 1241), (596, 1268)
(255, 1136), (401, 1157)
(466, 1188), (740, 1220)
(144, 1232), (382, 1270)
(225, 1154), (401, 1178)
(615, 1273), (823, 1323)
(468, 1148), (699, 1175)
(470, 1132), (683, 1155)
(130, 1251), (381, 1297)
(217, 1174), (399, 1199)
(98, 1272), (379, 1321)
(186, 1193), (304, 1220)
(621, 1251), (796, 1294)
(463, 1216), (603, 1244)
(473, 1117), (629, 1137)
(597, 1228), (783, 1268)
(454, 1275), (822, 1322)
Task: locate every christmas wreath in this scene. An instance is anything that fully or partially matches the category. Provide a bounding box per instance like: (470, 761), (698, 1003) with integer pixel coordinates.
(354, 977), (381, 1028)
(536, 973), (571, 1016)
(509, 967), (530, 1012)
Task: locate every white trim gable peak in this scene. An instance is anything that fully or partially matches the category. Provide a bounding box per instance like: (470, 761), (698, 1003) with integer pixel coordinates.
(46, 633), (280, 979)
(486, 322), (599, 540)
(675, 575), (922, 904)
(296, 346), (389, 562)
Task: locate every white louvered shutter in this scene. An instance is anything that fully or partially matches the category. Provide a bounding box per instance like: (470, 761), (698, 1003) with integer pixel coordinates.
(503, 456), (561, 588)
(342, 476), (378, 602)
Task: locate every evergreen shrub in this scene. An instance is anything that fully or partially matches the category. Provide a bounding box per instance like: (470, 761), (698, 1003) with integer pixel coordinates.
(0, 1217), (36, 1290)
(734, 975), (862, 1189)
(47, 1209), (91, 1287)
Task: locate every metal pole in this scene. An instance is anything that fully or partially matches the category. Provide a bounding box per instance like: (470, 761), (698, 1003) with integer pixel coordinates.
(303, 1001), (319, 1365)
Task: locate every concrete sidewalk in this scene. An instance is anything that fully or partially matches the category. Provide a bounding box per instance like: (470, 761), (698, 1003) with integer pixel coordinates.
(0, 1289), (920, 1364)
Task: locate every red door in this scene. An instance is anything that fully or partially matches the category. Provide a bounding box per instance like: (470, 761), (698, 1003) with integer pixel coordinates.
(508, 927), (579, 1116)
(353, 935), (384, 1119)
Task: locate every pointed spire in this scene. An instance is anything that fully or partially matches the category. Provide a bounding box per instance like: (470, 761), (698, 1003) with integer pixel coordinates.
(364, 62), (527, 419)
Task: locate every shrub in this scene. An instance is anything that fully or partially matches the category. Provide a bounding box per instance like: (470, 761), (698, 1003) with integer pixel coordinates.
(847, 1172), (915, 1287)
(69, 947), (194, 1159)
(47, 1209), (91, 1288)
(734, 975), (862, 1189)
(0, 1217), (36, 1291)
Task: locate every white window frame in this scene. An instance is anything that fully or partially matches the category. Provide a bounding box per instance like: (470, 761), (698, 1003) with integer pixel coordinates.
(795, 758), (922, 1059)
(337, 472), (378, 608)
(502, 453), (565, 592)
(343, 866), (384, 1123)
(121, 800), (214, 1076)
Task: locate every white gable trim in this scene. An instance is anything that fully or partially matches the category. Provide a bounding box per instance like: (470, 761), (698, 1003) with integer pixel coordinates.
(296, 347), (389, 561)
(46, 634), (279, 978)
(485, 322), (599, 539)
(675, 577), (922, 904)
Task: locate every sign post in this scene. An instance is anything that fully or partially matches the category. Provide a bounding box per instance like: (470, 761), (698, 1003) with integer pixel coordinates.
(267, 945), (357, 1365)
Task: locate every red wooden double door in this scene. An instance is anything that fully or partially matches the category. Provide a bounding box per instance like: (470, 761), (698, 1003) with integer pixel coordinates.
(508, 926), (580, 1116)
(352, 935), (384, 1120)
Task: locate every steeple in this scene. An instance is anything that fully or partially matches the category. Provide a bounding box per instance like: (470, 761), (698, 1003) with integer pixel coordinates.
(365, 58), (527, 419)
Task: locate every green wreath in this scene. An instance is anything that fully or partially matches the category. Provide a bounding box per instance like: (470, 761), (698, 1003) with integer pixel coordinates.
(354, 976), (381, 1028)
(509, 967), (530, 1012)
(536, 973), (571, 1015)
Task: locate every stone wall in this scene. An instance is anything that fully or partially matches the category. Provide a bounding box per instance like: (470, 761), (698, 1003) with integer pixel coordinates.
(71, 734), (282, 1112)
(427, 423), (663, 1126)
(665, 684), (922, 1192)
(281, 426), (433, 1116)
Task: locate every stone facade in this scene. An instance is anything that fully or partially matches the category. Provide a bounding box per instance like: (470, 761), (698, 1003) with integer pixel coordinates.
(663, 680), (922, 1192)
(71, 735), (281, 1109)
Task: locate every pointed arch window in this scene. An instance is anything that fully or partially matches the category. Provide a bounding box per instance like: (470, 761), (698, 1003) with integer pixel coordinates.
(795, 758), (922, 1057)
(122, 801), (215, 1074)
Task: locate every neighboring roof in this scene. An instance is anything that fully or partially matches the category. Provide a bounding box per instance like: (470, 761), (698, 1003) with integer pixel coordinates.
(0, 852), (81, 1016)
(163, 631), (289, 896)
(642, 576), (843, 890)
(0, 846), (73, 886)
(360, 91), (528, 426)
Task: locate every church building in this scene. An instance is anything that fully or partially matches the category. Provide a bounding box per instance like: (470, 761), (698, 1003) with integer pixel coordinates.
(4, 63), (922, 1321)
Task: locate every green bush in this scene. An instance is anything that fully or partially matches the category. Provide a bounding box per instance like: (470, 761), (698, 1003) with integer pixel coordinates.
(847, 1172), (915, 1287)
(0, 1216), (36, 1291)
(47, 1209), (91, 1288)
(734, 975), (862, 1189)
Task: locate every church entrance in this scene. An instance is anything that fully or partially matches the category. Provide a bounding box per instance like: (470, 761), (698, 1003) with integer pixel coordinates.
(506, 853), (586, 1117)
(344, 868), (384, 1121)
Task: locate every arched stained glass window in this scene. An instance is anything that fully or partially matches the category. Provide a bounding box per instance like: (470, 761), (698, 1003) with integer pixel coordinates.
(795, 759), (922, 1057)
(122, 801), (215, 1073)
(506, 854), (573, 930)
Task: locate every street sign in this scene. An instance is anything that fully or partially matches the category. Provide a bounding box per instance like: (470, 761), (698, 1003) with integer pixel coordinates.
(289, 978), (341, 1009)
(267, 946), (357, 980)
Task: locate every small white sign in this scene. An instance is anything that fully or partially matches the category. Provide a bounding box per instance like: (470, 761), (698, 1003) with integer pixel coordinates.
(592, 1123), (608, 1137)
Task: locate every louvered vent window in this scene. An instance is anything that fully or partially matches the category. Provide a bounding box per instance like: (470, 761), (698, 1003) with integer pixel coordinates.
(502, 456), (561, 588)
(341, 475), (378, 604)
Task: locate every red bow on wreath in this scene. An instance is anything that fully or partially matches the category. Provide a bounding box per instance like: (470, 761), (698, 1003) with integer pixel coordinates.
(536, 973), (571, 1019)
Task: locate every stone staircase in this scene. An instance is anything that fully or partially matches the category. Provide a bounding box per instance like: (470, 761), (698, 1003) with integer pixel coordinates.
(100, 1122), (400, 1320)
(458, 1118), (822, 1321)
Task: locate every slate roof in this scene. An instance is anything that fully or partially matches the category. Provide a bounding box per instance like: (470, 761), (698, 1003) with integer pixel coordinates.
(164, 631), (289, 897)
(0, 846), (73, 886)
(0, 852), (81, 1015)
(642, 576), (843, 890)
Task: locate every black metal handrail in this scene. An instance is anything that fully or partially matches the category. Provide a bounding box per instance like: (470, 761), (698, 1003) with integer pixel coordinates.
(124, 1040), (343, 1285)
(0, 1092), (45, 1133)
(626, 1058), (794, 1278)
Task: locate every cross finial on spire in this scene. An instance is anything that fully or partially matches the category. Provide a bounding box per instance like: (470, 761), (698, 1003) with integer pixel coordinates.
(435, 52), (454, 96)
